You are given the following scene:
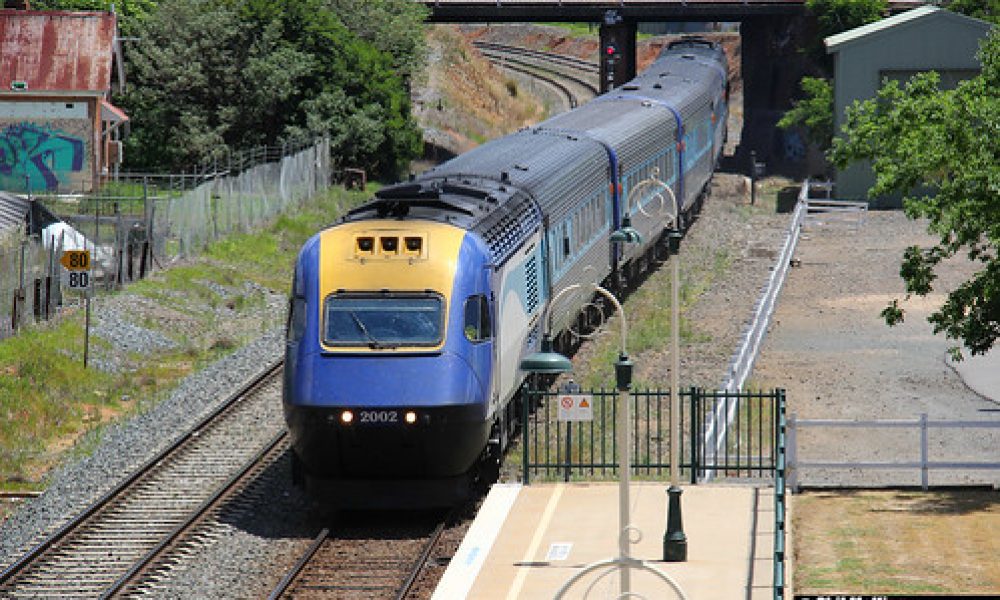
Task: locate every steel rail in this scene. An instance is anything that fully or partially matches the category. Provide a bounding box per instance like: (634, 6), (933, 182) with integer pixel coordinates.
(473, 41), (599, 73)
(0, 359), (283, 590)
(395, 517), (449, 600)
(268, 509), (453, 600)
(482, 56), (583, 108)
(102, 431), (289, 598)
(477, 47), (600, 98)
(266, 528), (331, 600)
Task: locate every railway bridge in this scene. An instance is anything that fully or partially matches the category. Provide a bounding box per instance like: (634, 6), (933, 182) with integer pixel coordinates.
(419, 0), (926, 172)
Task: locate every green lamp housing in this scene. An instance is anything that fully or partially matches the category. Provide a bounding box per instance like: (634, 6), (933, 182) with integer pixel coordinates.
(610, 215), (643, 244)
(519, 334), (573, 374)
(667, 228), (682, 255)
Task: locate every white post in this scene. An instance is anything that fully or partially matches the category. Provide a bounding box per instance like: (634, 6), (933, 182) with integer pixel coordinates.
(920, 413), (928, 491)
(787, 413), (798, 492)
(618, 386), (631, 595)
(671, 246), (680, 486)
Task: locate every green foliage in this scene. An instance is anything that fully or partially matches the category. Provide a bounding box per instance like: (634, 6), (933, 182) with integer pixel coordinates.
(26, 0), (157, 35)
(327, 0), (429, 80)
(830, 31), (1000, 357)
(807, 0), (888, 40)
(115, 0), (424, 178)
(945, 0), (1000, 25)
(778, 77), (834, 149)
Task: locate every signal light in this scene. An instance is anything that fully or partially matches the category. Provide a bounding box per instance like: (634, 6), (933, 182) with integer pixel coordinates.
(404, 411), (417, 425)
(340, 410), (354, 425)
(606, 44), (617, 56)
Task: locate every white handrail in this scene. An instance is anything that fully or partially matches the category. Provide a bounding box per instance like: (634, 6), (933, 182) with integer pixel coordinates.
(787, 413), (1000, 490)
(701, 180), (812, 481)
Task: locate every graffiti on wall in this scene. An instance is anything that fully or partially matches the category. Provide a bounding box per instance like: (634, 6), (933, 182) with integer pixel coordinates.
(0, 120), (91, 193)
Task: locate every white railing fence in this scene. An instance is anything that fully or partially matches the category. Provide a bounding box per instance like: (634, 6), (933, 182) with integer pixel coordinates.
(787, 413), (1000, 491)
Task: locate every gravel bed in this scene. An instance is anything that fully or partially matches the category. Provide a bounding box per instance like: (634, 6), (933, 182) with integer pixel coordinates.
(752, 211), (1000, 488)
(0, 327), (284, 572)
(565, 173), (792, 390)
(134, 451), (320, 599)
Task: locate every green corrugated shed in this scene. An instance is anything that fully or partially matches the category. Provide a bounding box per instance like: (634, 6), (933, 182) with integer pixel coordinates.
(825, 6), (994, 204)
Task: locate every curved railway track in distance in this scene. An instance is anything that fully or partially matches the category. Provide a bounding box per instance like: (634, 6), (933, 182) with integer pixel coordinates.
(473, 41), (599, 110)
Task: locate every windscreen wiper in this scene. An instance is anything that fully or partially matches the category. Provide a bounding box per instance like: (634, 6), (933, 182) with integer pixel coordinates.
(349, 312), (390, 349)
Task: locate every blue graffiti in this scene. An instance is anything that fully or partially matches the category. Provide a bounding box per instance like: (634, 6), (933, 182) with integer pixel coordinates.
(0, 123), (86, 192)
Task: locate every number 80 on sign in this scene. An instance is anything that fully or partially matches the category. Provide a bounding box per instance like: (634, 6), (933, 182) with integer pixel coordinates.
(60, 250), (93, 291)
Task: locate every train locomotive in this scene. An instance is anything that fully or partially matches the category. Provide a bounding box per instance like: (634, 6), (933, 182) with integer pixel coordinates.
(282, 38), (729, 507)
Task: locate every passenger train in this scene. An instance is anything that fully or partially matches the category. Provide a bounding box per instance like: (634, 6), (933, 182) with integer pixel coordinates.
(282, 38), (729, 507)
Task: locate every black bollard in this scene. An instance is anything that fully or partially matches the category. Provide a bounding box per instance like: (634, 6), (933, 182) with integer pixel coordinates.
(663, 485), (687, 562)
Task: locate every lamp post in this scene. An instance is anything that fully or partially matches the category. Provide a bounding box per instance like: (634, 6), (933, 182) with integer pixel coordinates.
(616, 169), (688, 562)
(663, 227), (687, 562)
(519, 186), (688, 597)
(521, 284), (686, 599)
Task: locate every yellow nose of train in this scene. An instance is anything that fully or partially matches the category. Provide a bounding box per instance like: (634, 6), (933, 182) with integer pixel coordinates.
(317, 220), (468, 352)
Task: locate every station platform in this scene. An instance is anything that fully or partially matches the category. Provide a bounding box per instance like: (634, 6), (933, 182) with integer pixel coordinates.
(433, 482), (779, 599)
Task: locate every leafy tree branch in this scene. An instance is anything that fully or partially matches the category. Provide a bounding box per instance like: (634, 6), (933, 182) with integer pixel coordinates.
(830, 31), (1000, 357)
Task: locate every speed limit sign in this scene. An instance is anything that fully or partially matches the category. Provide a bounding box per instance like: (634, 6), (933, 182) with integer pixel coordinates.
(65, 270), (91, 290)
(61, 250), (93, 291)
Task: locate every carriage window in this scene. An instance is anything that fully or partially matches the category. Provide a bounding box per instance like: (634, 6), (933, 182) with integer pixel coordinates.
(464, 294), (491, 342)
(323, 293), (443, 348)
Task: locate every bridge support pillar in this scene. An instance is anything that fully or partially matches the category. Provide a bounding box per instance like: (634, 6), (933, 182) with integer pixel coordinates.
(738, 15), (818, 176)
(599, 11), (636, 93)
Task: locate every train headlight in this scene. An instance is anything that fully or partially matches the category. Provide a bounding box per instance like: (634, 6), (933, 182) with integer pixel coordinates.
(340, 410), (354, 425)
(404, 411), (417, 425)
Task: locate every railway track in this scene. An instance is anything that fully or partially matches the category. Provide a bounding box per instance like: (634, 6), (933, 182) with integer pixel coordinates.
(268, 510), (453, 600)
(473, 41), (599, 109)
(0, 362), (285, 599)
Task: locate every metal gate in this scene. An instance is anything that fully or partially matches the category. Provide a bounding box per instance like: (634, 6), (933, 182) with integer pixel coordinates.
(520, 386), (785, 484)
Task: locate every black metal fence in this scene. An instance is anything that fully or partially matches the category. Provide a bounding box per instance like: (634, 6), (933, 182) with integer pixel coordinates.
(521, 386), (786, 484)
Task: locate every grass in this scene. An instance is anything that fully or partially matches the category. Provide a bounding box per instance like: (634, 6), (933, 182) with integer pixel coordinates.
(794, 490), (1000, 594)
(0, 186), (369, 492)
(571, 253), (724, 390)
(537, 22), (656, 41)
(422, 26), (547, 149)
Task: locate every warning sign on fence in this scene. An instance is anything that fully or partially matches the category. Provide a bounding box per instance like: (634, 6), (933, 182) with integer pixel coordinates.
(557, 394), (593, 422)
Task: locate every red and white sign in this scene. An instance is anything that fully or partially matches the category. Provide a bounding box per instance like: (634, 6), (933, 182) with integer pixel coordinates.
(557, 394), (593, 422)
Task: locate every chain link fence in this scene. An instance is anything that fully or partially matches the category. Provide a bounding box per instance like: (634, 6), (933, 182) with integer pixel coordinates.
(1, 137), (333, 340)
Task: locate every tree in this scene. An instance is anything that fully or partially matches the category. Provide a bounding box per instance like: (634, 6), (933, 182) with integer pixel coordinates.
(27, 0), (157, 35)
(117, 0), (423, 178)
(779, 0), (885, 152)
(777, 76), (834, 150)
(807, 0), (888, 41)
(945, 0), (1000, 25)
(327, 0), (429, 81)
(829, 31), (1000, 357)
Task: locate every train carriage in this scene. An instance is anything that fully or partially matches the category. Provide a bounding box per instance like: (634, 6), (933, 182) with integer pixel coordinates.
(283, 38), (729, 507)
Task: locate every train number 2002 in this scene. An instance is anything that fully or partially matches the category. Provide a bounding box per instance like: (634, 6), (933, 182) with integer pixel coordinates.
(358, 410), (399, 424)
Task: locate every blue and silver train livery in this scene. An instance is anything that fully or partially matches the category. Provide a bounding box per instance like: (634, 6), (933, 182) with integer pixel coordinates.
(283, 38), (729, 507)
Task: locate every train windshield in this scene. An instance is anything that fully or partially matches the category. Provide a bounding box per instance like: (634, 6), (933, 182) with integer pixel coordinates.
(323, 293), (444, 349)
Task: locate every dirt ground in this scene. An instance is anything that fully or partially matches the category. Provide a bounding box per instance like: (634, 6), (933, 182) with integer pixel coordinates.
(752, 212), (1000, 594)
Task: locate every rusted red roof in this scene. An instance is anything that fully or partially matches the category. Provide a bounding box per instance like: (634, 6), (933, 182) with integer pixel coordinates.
(0, 9), (117, 94)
